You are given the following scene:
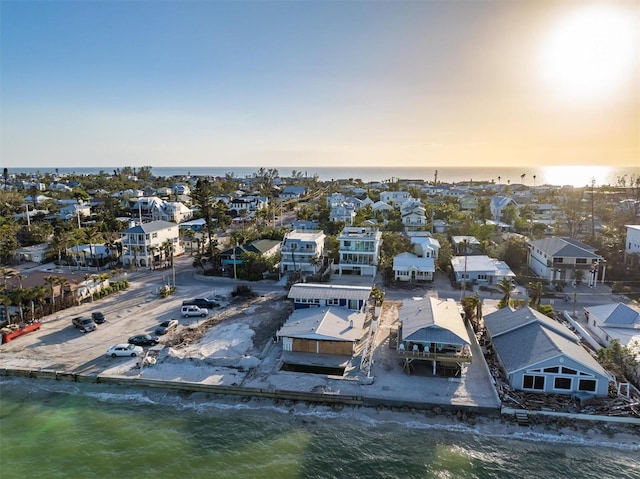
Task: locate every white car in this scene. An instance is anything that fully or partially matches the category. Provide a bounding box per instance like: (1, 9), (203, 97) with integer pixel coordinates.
(106, 343), (144, 358)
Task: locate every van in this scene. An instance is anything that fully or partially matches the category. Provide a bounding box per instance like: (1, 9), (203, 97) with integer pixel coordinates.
(181, 305), (208, 317)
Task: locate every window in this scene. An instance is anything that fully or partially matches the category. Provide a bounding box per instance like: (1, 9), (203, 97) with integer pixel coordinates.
(543, 367), (559, 373)
(523, 375), (545, 390)
(152, 232), (158, 239)
(579, 379), (596, 392)
(553, 258), (564, 264)
(576, 258), (587, 264)
(478, 274), (487, 280)
(554, 377), (572, 390)
(561, 367), (577, 375)
(327, 299), (339, 306)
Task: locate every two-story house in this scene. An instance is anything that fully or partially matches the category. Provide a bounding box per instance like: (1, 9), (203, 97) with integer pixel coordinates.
(280, 230), (326, 276)
(337, 227), (382, 277)
(119, 220), (182, 269)
(528, 237), (605, 285)
(625, 225), (640, 268)
(380, 191), (411, 206)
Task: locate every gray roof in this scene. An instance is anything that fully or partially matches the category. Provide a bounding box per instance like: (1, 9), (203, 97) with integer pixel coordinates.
(485, 307), (608, 376)
(585, 302), (640, 327)
(288, 283), (372, 301)
(277, 307), (365, 342)
(484, 307), (576, 341)
(528, 237), (601, 259)
(121, 220), (177, 234)
(399, 297), (470, 346)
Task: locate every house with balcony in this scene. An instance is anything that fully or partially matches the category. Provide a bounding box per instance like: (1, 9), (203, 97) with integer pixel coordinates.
(280, 230), (326, 276)
(527, 237), (605, 285)
(329, 203), (356, 225)
(119, 220), (181, 269)
(337, 227), (382, 277)
(380, 191), (411, 206)
(150, 200), (193, 224)
(484, 307), (612, 397)
(288, 283), (371, 311)
(396, 297), (472, 376)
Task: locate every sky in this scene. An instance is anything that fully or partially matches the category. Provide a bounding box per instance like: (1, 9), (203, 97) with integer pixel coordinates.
(1, 0), (638, 169)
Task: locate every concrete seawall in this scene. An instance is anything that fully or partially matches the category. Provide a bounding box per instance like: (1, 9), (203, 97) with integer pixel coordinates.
(0, 366), (501, 416)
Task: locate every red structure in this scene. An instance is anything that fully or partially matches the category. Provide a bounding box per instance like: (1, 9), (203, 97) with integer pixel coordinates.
(2, 322), (41, 343)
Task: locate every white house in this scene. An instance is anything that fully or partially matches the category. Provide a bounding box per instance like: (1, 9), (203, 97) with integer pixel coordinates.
(337, 227), (382, 277)
(528, 237), (605, 285)
(380, 191), (411, 206)
(450, 255), (515, 286)
(393, 252), (435, 282)
(151, 201), (193, 224)
(584, 302), (640, 351)
(59, 203), (92, 221)
(119, 220), (182, 269)
(288, 283), (371, 311)
(280, 230), (326, 275)
(624, 225), (640, 268)
(13, 243), (49, 263)
(329, 204), (356, 225)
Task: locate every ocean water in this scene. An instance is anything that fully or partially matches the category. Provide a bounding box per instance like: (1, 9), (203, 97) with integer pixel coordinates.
(9, 165), (640, 188)
(1, 378), (638, 479)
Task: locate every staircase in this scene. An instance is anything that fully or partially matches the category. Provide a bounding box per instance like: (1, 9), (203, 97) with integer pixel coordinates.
(515, 411), (530, 426)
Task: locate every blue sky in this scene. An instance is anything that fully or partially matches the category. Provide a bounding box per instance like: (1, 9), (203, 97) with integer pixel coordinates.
(1, 0), (638, 169)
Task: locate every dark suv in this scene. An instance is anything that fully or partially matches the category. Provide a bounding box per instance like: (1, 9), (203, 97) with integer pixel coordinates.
(182, 298), (219, 309)
(91, 311), (106, 324)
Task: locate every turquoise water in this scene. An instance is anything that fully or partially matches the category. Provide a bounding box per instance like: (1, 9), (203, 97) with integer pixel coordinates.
(1, 378), (638, 479)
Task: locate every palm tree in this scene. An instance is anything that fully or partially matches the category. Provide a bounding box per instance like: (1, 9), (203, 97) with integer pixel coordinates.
(532, 174), (537, 186)
(521, 173), (526, 185)
(44, 275), (58, 311)
(0, 293), (12, 323)
(498, 277), (515, 309)
(56, 277), (70, 308)
(528, 281), (544, 309)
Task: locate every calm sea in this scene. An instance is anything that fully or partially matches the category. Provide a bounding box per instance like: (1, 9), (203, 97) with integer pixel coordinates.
(10, 166), (640, 188)
(1, 378), (638, 479)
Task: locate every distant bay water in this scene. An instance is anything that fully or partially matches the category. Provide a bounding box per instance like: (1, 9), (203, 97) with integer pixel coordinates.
(10, 165), (640, 188)
(1, 378), (638, 479)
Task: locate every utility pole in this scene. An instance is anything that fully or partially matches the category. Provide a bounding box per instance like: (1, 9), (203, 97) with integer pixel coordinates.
(591, 178), (595, 239)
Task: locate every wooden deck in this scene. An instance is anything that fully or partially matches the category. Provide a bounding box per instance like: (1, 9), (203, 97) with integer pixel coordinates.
(397, 349), (472, 364)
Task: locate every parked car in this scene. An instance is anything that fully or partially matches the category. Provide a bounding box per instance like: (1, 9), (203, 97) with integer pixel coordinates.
(106, 343), (143, 357)
(181, 305), (208, 317)
(71, 317), (97, 333)
(155, 319), (179, 335)
(128, 334), (159, 347)
(182, 297), (219, 309)
(91, 311), (106, 324)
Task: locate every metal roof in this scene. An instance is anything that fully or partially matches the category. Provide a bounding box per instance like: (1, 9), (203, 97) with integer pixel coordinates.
(399, 297), (469, 346)
(288, 283), (372, 301)
(121, 220), (177, 234)
(584, 302), (640, 327)
(277, 307), (365, 342)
